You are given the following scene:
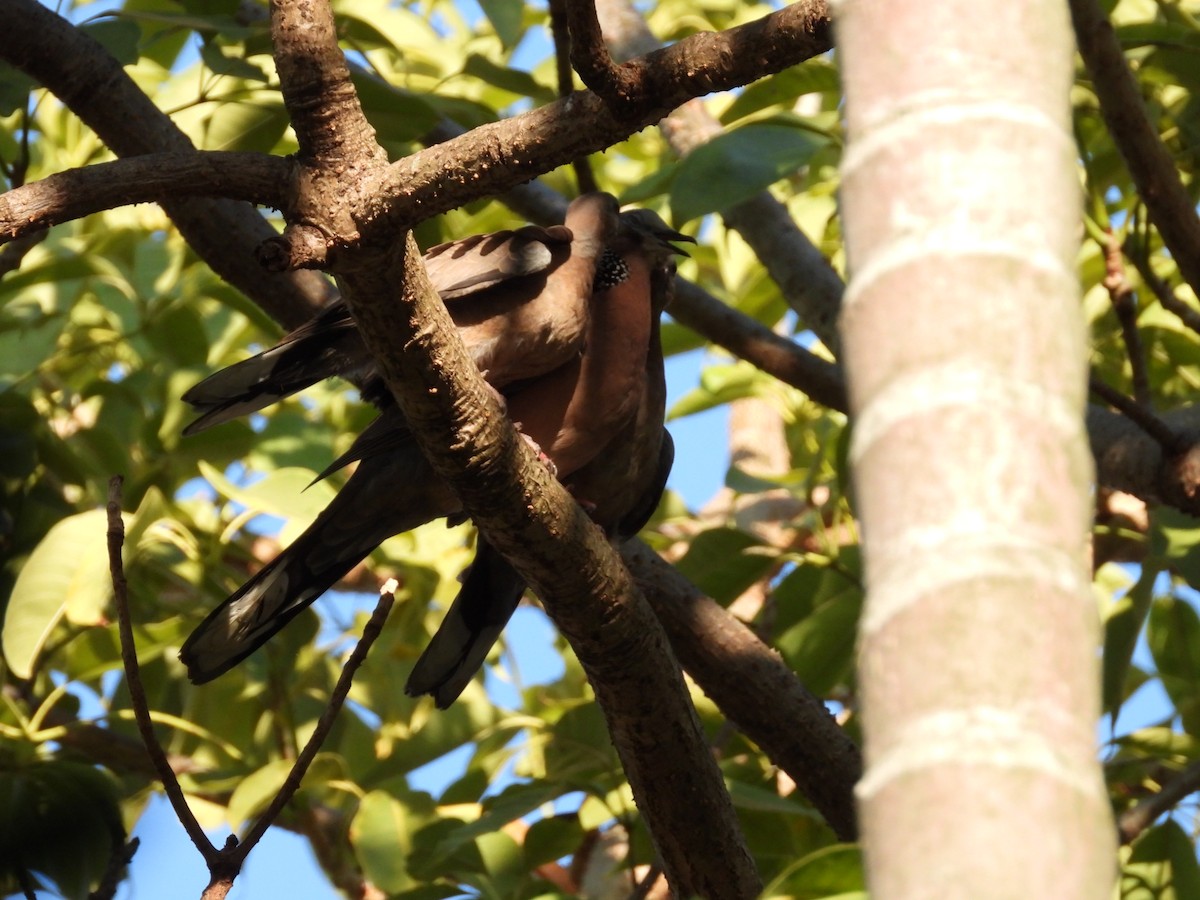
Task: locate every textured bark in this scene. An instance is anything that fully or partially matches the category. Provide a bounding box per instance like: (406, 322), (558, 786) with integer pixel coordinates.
(837, 0), (1116, 896)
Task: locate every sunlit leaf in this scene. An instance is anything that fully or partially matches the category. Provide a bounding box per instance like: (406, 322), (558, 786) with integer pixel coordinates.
(1, 509), (128, 678)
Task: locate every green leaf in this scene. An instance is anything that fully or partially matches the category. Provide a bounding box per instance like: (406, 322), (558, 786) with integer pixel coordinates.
(225, 758), (293, 828)
(721, 61), (842, 125)
(762, 843), (865, 899)
(1151, 506), (1200, 589)
(195, 96), (290, 153)
(1125, 820), (1200, 899)
(669, 361), (781, 419)
(145, 303), (212, 368)
(199, 42), (268, 81)
(1147, 595), (1200, 737)
(351, 72), (442, 146)
(196, 461), (335, 526)
(523, 815), (584, 870)
(0, 760), (124, 900)
(477, 0), (525, 47)
(1102, 565), (1158, 714)
(352, 789), (419, 893)
(775, 590), (862, 697)
(463, 54), (553, 103)
(0, 61), (34, 116)
(544, 703), (619, 783)
(0, 392), (39, 479)
(670, 122), (829, 223)
(80, 18), (143, 66)
(726, 779), (822, 818)
(2, 509), (127, 679)
(673, 528), (776, 605)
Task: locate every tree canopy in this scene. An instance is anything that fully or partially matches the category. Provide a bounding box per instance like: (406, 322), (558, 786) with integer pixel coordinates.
(1, 0), (1199, 897)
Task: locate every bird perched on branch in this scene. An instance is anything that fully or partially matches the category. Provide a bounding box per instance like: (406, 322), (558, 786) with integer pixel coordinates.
(181, 192), (621, 434)
(407, 254), (677, 707)
(180, 203), (691, 688)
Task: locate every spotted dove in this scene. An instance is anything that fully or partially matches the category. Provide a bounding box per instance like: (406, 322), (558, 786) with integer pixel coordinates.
(180, 206), (691, 685)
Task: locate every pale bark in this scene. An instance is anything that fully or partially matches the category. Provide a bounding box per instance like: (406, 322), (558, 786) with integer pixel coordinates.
(835, 0), (1116, 896)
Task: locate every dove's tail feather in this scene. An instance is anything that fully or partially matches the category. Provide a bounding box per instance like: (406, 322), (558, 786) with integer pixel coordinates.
(181, 446), (456, 683)
(405, 539), (528, 708)
(182, 305), (363, 435)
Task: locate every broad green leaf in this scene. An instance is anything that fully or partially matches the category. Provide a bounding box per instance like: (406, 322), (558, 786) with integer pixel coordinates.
(1124, 820), (1200, 899)
(726, 779), (822, 818)
(669, 361), (782, 419)
(670, 122), (830, 223)
(721, 61), (842, 125)
(762, 844), (865, 899)
(79, 19), (143, 66)
(351, 71), (442, 146)
(1102, 564), (1158, 714)
(0, 760), (124, 900)
(478, 0), (525, 47)
(2, 509), (128, 679)
(430, 781), (565, 866)
(199, 42), (268, 81)
(1147, 595), (1200, 736)
(225, 758), (293, 828)
(775, 592), (862, 696)
(462, 54), (554, 104)
(523, 814), (584, 869)
(673, 527), (777, 605)
(196, 461), (335, 525)
(352, 789), (419, 893)
(0, 61), (34, 116)
(1151, 506), (1200, 589)
(544, 703), (619, 783)
(193, 96), (290, 153)
(0, 392), (39, 479)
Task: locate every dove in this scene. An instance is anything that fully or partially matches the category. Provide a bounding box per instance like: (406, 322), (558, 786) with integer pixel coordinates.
(180, 206), (692, 685)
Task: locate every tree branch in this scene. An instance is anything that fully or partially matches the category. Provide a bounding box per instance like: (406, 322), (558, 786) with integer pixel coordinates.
(1117, 758), (1200, 845)
(234, 587), (395, 858)
(270, 0), (760, 893)
(624, 540), (862, 841)
(1070, 0), (1200, 301)
(1101, 230), (1150, 404)
(565, 2), (639, 106)
(1088, 376), (1185, 455)
(597, 0), (845, 353)
(1088, 403), (1200, 513)
(106, 477), (221, 867)
(0, 0), (329, 329)
(670, 279), (848, 412)
(0, 152), (292, 241)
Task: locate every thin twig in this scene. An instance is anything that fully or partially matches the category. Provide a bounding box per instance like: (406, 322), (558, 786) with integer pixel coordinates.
(106, 476), (220, 865)
(1070, 0), (1200, 301)
(1118, 758), (1200, 844)
(548, 0), (597, 193)
(233, 583), (396, 859)
(1128, 249), (1200, 338)
(1087, 376), (1185, 454)
(1102, 229), (1150, 404)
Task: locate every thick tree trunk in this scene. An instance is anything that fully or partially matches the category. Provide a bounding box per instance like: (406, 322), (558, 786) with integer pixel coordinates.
(835, 1), (1116, 896)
